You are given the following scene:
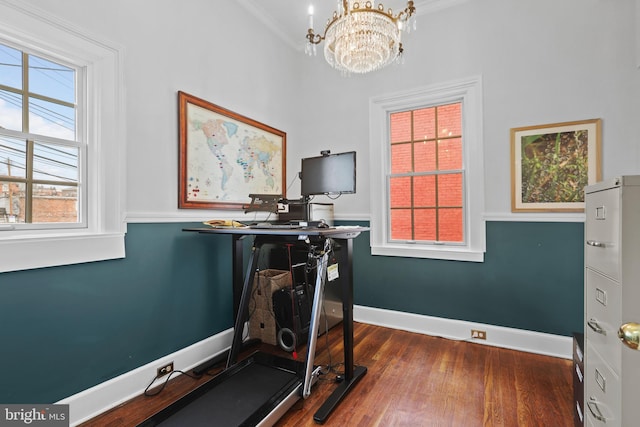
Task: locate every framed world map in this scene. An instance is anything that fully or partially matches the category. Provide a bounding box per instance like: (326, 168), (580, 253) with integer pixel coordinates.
(178, 91), (286, 210)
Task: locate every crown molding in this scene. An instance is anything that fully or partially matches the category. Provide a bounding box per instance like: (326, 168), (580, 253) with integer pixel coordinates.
(236, 0), (301, 51)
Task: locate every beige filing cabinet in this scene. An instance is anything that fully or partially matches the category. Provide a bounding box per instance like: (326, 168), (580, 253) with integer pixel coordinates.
(584, 176), (640, 426)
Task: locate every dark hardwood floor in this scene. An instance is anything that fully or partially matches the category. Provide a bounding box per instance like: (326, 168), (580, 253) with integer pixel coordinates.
(80, 322), (573, 427)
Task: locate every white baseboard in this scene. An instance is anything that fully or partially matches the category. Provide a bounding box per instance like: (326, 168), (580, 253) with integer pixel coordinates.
(59, 308), (572, 426)
(58, 328), (234, 426)
(353, 305), (572, 360)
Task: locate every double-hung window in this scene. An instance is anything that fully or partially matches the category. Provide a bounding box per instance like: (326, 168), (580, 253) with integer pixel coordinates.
(0, 1), (125, 272)
(389, 103), (464, 243)
(1, 42), (82, 226)
(369, 77), (485, 262)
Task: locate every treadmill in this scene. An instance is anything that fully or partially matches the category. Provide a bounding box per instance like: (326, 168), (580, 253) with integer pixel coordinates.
(137, 351), (309, 427)
(138, 232), (354, 427)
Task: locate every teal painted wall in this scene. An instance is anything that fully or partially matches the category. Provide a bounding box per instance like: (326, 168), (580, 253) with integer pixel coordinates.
(0, 223), (234, 403)
(352, 221), (584, 336)
(0, 221), (583, 403)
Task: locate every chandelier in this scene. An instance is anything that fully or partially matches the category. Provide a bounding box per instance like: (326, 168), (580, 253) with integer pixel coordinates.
(305, 1), (416, 75)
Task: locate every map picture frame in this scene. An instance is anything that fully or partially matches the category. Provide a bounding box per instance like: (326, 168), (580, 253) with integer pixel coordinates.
(510, 118), (601, 213)
(178, 91), (286, 210)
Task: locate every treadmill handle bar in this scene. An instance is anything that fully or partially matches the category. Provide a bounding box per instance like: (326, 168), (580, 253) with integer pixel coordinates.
(302, 239), (331, 398)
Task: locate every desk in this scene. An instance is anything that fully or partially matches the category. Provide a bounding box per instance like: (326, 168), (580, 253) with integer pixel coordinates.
(184, 226), (368, 425)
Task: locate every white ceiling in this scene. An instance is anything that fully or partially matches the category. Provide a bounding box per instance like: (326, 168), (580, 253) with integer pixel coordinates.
(236, 0), (463, 52)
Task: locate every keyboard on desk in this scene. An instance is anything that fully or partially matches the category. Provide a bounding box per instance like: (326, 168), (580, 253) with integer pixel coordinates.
(249, 222), (302, 229)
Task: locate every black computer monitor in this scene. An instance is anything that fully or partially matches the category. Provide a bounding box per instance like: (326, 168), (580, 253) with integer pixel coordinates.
(300, 151), (356, 196)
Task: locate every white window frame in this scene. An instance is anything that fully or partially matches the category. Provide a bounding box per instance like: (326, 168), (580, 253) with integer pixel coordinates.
(0, 47), (86, 230)
(0, 0), (126, 273)
(369, 76), (485, 262)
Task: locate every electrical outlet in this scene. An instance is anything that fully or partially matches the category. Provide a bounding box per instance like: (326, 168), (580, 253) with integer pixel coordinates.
(471, 329), (487, 340)
(157, 362), (174, 378)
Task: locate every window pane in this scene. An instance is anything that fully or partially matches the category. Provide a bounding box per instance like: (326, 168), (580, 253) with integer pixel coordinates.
(438, 173), (463, 206)
(386, 100), (467, 249)
(0, 136), (27, 178)
(414, 208), (436, 240)
(390, 176), (411, 208)
(0, 43), (22, 90)
(438, 138), (462, 170)
(28, 54), (75, 104)
(391, 143), (412, 174)
(32, 183), (78, 223)
(438, 207), (463, 242)
(414, 175), (436, 207)
(0, 89), (23, 131)
(32, 142), (79, 183)
(390, 111), (411, 143)
(414, 140), (436, 172)
(413, 107), (436, 141)
(0, 39), (86, 230)
(437, 103), (461, 137)
(390, 208), (412, 240)
(29, 96), (75, 139)
(0, 181), (24, 223)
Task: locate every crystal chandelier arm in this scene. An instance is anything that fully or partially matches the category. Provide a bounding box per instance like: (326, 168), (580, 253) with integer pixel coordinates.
(396, 1), (416, 28)
(401, 1), (416, 18)
(306, 28), (324, 45)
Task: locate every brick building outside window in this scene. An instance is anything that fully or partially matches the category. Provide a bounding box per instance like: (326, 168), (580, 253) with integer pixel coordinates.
(389, 103), (463, 243)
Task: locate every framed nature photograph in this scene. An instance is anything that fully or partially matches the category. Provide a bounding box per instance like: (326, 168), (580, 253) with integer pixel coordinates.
(511, 118), (601, 212)
(178, 91), (286, 210)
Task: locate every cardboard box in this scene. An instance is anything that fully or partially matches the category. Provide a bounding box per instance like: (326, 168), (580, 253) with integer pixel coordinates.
(249, 308), (278, 346)
(249, 269), (291, 344)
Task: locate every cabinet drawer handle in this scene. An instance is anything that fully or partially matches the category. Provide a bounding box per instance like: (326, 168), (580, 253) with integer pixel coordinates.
(586, 240), (605, 247)
(587, 398), (606, 422)
(587, 318), (606, 335)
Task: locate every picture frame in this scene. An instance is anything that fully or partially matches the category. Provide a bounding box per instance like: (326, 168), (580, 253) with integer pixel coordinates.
(511, 118), (601, 212)
(178, 91), (286, 210)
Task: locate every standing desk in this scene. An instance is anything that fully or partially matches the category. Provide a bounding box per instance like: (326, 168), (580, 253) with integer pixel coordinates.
(139, 226), (368, 426)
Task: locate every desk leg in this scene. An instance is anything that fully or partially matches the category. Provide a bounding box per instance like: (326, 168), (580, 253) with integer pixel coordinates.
(313, 366), (367, 424)
(232, 235), (245, 320)
(227, 241), (261, 368)
(313, 238), (367, 424)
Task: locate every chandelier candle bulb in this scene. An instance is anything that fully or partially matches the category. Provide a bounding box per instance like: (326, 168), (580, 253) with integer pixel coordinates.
(308, 5), (314, 29)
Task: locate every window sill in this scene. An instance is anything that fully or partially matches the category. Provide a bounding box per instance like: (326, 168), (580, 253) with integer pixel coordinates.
(371, 244), (484, 262)
(0, 232), (126, 273)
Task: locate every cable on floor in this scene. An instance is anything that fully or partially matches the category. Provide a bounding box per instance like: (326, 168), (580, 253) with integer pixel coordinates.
(143, 369), (202, 397)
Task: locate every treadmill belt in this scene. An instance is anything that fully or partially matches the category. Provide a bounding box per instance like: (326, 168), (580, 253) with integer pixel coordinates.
(138, 352), (303, 427)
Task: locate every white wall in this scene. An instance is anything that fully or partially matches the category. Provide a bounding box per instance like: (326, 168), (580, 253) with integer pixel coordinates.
(19, 0), (303, 220)
(293, 0), (640, 220)
(19, 0), (640, 221)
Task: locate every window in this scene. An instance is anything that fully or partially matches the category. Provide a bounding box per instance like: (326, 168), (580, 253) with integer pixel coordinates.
(0, 1), (125, 272)
(1, 42), (82, 226)
(389, 103), (464, 243)
(369, 77), (485, 262)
